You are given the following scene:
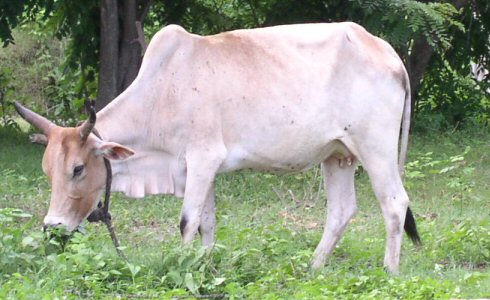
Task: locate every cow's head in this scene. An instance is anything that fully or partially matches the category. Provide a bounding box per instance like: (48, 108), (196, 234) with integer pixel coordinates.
(15, 102), (134, 231)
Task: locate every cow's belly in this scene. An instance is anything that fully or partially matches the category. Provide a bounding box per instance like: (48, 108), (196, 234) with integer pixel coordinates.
(218, 139), (350, 174)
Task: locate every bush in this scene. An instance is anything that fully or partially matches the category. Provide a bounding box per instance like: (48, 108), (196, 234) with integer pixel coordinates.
(438, 219), (490, 268)
(417, 59), (490, 130)
(0, 67), (20, 131)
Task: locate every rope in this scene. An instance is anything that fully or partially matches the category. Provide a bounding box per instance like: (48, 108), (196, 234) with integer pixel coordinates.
(87, 128), (128, 262)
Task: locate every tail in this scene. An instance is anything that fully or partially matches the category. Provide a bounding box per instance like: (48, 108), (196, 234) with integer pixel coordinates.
(398, 69), (421, 246)
(398, 70), (411, 175)
(404, 207), (421, 245)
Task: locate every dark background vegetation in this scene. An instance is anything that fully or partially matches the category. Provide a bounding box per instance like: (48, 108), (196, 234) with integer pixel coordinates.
(0, 0), (489, 130)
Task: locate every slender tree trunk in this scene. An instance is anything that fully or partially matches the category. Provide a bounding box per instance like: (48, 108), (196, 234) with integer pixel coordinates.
(97, 0), (119, 111)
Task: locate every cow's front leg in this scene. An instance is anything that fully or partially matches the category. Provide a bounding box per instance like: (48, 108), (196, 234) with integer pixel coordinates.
(180, 149), (225, 245)
(199, 188), (216, 247)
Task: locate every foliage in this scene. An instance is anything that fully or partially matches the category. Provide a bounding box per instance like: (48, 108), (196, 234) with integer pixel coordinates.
(0, 67), (20, 130)
(30, 2), (98, 120)
(418, 58), (490, 127)
(451, 0), (490, 82)
(0, 0), (55, 47)
(42, 66), (96, 122)
(351, 0), (464, 50)
(0, 1), (98, 120)
(149, 0), (464, 51)
(405, 145), (474, 183)
(45, 0), (99, 70)
(0, 208), (38, 275)
(415, 0), (490, 129)
(348, 0), (490, 129)
(0, 23), (89, 123)
(438, 219), (490, 267)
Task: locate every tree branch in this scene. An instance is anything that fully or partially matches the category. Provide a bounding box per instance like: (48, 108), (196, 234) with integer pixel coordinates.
(138, 0), (152, 22)
(134, 20), (147, 54)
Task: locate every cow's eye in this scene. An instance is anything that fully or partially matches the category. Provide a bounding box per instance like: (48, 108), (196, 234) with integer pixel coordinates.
(73, 165), (84, 177)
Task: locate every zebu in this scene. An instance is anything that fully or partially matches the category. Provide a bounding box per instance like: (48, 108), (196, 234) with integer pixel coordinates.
(16, 22), (420, 273)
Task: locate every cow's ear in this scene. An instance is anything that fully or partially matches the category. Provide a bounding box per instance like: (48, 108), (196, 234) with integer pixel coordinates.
(29, 133), (48, 145)
(95, 142), (135, 160)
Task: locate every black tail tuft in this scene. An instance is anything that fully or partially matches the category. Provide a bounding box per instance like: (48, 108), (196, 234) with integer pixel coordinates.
(404, 206), (421, 246)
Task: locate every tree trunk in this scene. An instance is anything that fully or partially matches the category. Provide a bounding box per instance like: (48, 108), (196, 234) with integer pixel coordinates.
(96, 0), (151, 111)
(97, 0), (119, 111)
(117, 0), (142, 93)
(407, 37), (432, 114)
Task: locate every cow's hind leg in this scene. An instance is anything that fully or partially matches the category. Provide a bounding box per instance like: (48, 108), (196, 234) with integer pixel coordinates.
(362, 154), (409, 274)
(311, 156), (357, 269)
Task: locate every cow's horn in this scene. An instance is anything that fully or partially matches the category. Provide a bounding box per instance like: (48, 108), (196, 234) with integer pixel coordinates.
(79, 102), (96, 141)
(14, 102), (55, 136)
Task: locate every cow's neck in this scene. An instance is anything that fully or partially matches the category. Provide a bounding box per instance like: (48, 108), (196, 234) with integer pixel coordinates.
(91, 86), (186, 199)
(94, 86), (148, 147)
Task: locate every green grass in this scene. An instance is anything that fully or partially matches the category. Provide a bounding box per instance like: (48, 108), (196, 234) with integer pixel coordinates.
(1, 127), (489, 299)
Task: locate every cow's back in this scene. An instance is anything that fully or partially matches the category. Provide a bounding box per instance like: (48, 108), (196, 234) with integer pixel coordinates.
(172, 23), (408, 173)
(106, 22), (409, 178)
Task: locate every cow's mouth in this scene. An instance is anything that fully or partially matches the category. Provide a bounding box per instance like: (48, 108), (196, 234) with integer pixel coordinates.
(42, 224), (75, 248)
(86, 201), (109, 222)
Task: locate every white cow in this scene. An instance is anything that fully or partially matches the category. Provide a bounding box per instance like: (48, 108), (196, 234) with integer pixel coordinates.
(16, 22), (420, 274)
